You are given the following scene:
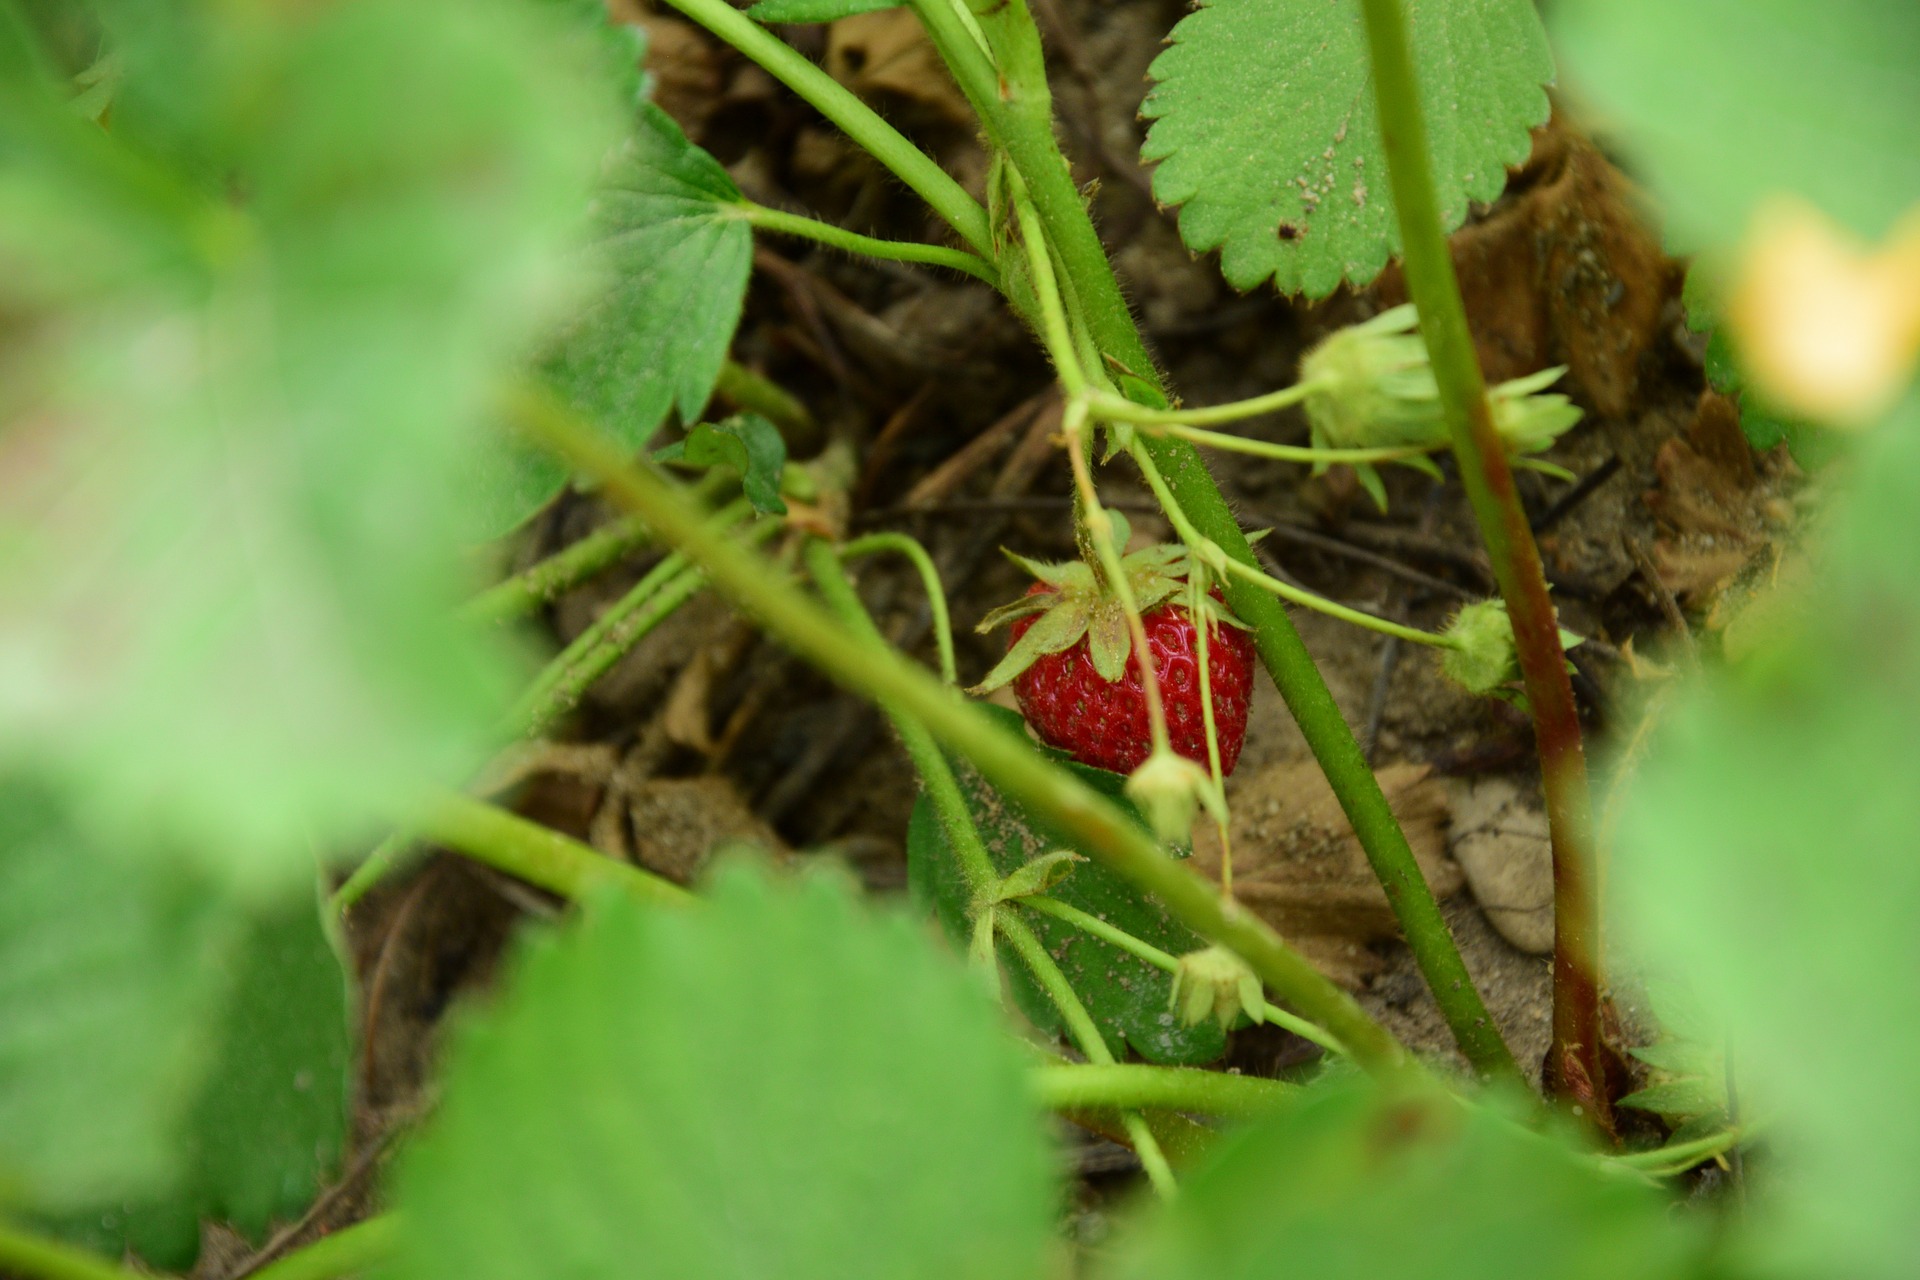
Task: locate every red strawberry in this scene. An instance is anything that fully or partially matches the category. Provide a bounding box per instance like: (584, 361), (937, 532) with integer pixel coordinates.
(1006, 583), (1254, 775)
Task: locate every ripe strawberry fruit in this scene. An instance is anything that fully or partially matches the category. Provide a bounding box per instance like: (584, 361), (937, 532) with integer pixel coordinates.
(971, 542), (1254, 776)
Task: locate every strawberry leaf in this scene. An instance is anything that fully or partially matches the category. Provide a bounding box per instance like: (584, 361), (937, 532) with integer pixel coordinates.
(908, 706), (1225, 1065)
(391, 860), (1056, 1280)
(656, 414), (789, 515)
(536, 102), (752, 513)
(1141, 0), (1554, 296)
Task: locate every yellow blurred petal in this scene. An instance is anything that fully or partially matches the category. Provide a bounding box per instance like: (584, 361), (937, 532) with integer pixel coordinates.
(1726, 198), (1920, 428)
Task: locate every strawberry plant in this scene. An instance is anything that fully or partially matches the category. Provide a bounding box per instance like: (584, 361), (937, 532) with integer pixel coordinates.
(2, 0), (1919, 1278)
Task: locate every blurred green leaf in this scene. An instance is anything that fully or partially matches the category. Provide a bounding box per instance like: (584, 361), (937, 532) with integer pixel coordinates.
(1141, 0), (1552, 296)
(1102, 1079), (1703, 1280)
(46, 890), (353, 1270)
(0, 0), (619, 893)
(1554, 0), (1920, 249)
(392, 859), (1056, 1280)
(1612, 394), (1920, 1277)
(908, 705), (1225, 1065)
(657, 414), (788, 515)
(746, 0), (900, 23)
(531, 103), (752, 528)
(0, 777), (234, 1212)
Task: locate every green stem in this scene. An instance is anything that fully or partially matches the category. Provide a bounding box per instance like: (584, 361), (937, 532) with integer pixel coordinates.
(737, 203), (998, 285)
(998, 911), (1177, 1198)
(506, 504), (776, 738)
(246, 1217), (400, 1280)
(1022, 894), (1346, 1057)
(1612, 1128), (1746, 1176)
(409, 788), (693, 908)
(513, 385), (1415, 1080)
(1149, 421), (1427, 468)
(1089, 382), (1321, 429)
(656, 0), (992, 257)
(1031, 1062), (1295, 1118)
(464, 515), (654, 625)
(908, 0), (1519, 1083)
(838, 532), (958, 684)
(805, 539), (995, 897)
(0, 1222), (144, 1280)
(332, 830), (411, 913)
(1358, 0), (1603, 1120)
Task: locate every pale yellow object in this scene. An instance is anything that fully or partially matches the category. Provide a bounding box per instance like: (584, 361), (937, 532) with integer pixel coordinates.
(1727, 197), (1920, 428)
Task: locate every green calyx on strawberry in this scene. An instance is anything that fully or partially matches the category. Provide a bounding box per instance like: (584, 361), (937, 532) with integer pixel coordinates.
(970, 523), (1256, 779)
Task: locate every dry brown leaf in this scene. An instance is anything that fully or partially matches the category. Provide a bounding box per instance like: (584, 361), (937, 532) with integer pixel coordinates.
(661, 646), (719, 753)
(1191, 760), (1458, 989)
(1645, 389), (1794, 607)
(825, 11), (973, 127)
(1448, 777), (1553, 955)
(625, 776), (789, 885)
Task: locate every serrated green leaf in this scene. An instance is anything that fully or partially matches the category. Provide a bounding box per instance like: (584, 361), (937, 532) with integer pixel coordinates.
(392, 860), (1055, 1280)
(538, 103), (752, 512)
(1553, 0), (1920, 250)
(747, 0), (900, 22)
(656, 414), (789, 514)
(1141, 0), (1554, 296)
(1102, 1079), (1703, 1280)
(1627, 1042), (1715, 1080)
(908, 706), (1224, 1065)
(1612, 394), (1920, 1277)
(46, 890), (353, 1270)
(0, 0), (619, 894)
(0, 777), (235, 1212)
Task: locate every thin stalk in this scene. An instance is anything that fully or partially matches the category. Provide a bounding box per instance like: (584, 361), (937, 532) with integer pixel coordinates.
(657, 0), (992, 257)
(1612, 1127), (1746, 1176)
(1189, 569), (1232, 893)
(1089, 382), (1321, 429)
(512, 386), (1416, 1080)
(0, 1223), (144, 1280)
(332, 830), (410, 913)
(464, 515), (653, 624)
(805, 540), (995, 897)
(1031, 1062), (1296, 1118)
(998, 912), (1177, 1198)
(714, 358), (818, 448)
(913, 0), (1519, 1081)
(1148, 421), (1428, 468)
(409, 788), (693, 909)
(1129, 444), (1448, 650)
(246, 1217), (400, 1280)
(838, 532), (958, 684)
(737, 203), (998, 284)
(1022, 893), (1346, 1057)
(506, 505), (779, 738)
(1358, 0), (1605, 1123)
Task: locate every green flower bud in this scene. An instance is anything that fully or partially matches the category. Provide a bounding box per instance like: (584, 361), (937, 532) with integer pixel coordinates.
(1169, 945), (1265, 1030)
(1301, 305), (1446, 451)
(1124, 747), (1224, 846)
(1440, 599), (1584, 696)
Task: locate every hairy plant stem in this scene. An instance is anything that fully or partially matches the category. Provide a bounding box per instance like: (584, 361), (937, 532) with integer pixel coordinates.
(999, 911), (1177, 1198)
(1031, 1062), (1295, 1118)
(657, 0), (991, 256)
(513, 386), (1417, 1080)
(409, 788), (692, 908)
(1022, 894), (1347, 1056)
(465, 515), (652, 623)
(809, 540), (1174, 1188)
(918, 0), (1520, 1083)
(507, 504), (780, 738)
(737, 203), (997, 284)
(1358, 0), (1605, 1124)
(838, 532), (958, 684)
